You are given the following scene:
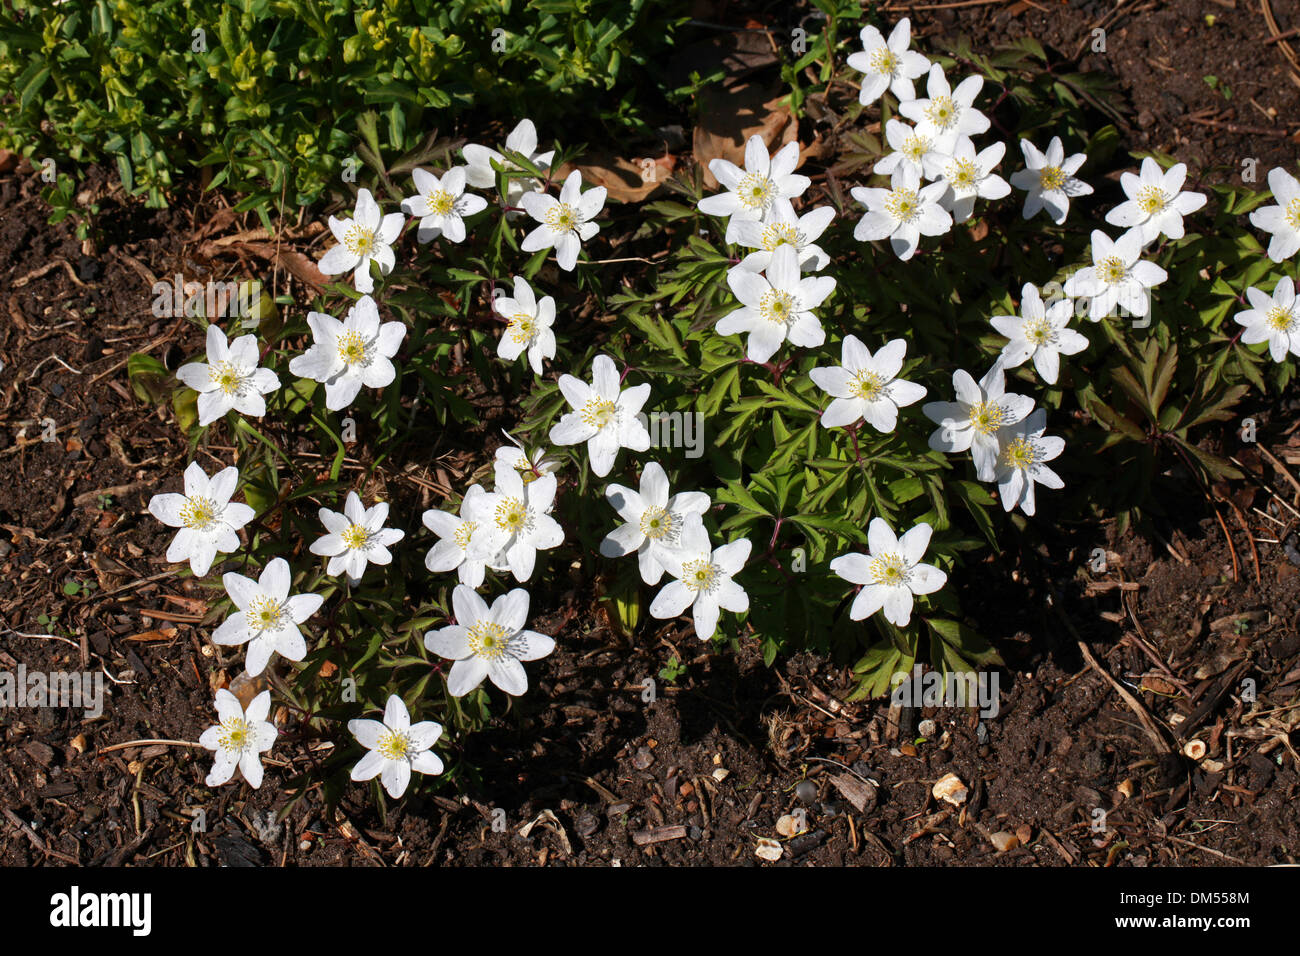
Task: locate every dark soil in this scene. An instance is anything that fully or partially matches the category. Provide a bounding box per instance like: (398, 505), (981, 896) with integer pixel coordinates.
(1, 2), (1298, 867)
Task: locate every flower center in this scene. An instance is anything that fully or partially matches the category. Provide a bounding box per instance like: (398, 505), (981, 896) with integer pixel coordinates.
(1136, 184), (1167, 215)
(1001, 435), (1040, 471)
(682, 558), (721, 594)
(851, 369), (888, 402)
(246, 595), (286, 632)
(736, 172), (775, 211)
(337, 330), (369, 366)
(868, 47), (899, 75)
(760, 222), (801, 251)
(902, 133), (930, 162)
(340, 523), (372, 550)
(870, 552), (909, 587)
(544, 202), (578, 232)
(467, 620), (510, 660)
(1024, 316), (1055, 346)
(211, 361), (248, 396)
(427, 188), (456, 216)
(180, 496), (219, 531)
(1099, 255), (1128, 284)
(507, 312), (536, 344)
(343, 222), (376, 256)
(949, 158), (979, 190)
(760, 288), (797, 324)
(376, 729), (412, 761)
(926, 95), (957, 129)
(1266, 305), (1296, 332)
(217, 717), (253, 754)
(1287, 198), (1300, 230)
(453, 520), (477, 550)
(1038, 165), (1067, 192)
(580, 398), (618, 430)
(494, 497), (532, 534)
(968, 400), (1008, 435)
(639, 505), (676, 542)
(885, 187), (920, 223)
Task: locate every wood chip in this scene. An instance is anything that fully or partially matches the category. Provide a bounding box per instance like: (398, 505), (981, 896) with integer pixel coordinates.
(632, 825), (686, 846)
(829, 772), (877, 813)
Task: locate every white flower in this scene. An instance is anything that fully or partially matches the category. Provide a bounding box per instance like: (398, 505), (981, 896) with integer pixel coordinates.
(718, 244), (835, 364)
(938, 139), (1010, 223)
(899, 64), (989, 139)
(600, 461), (710, 585)
(309, 491), (405, 585)
(422, 484), (494, 587)
(318, 188), (405, 294)
(993, 409), (1065, 516)
(1249, 167), (1300, 263)
(990, 283), (1088, 385)
(922, 366), (1035, 481)
(1106, 157), (1206, 247)
(424, 585), (555, 697)
(198, 689), (277, 788)
(732, 205), (835, 273)
(852, 167), (951, 261)
(211, 558), (324, 676)
(494, 432), (561, 482)
(148, 461), (255, 578)
(520, 169), (606, 271)
(829, 518), (946, 627)
(1062, 229), (1167, 322)
(176, 324), (279, 426)
(493, 275), (556, 373)
(874, 119), (956, 182)
(288, 295), (406, 411)
(462, 118), (555, 209)
(845, 18), (931, 105)
(697, 135), (811, 243)
(649, 525), (750, 640)
(549, 354), (651, 477)
(400, 167), (487, 244)
(1009, 137), (1093, 224)
(1234, 276), (1300, 363)
(809, 335), (927, 431)
(348, 695), (444, 799)
(468, 462), (564, 582)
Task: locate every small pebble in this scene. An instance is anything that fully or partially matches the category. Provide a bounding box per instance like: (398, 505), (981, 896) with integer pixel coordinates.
(795, 780), (817, 804)
(989, 831), (1019, 853)
(918, 718), (937, 737)
(776, 813), (807, 838)
(932, 772), (968, 806)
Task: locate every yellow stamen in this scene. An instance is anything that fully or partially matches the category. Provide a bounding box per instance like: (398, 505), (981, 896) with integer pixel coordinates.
(1038, 166), (1067, 191)
(467, 620), (510, 660)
